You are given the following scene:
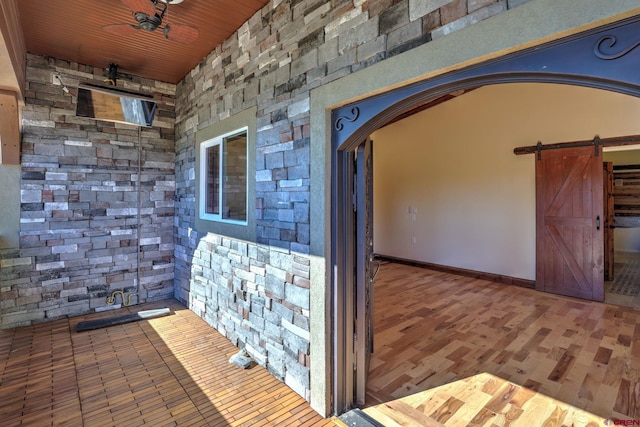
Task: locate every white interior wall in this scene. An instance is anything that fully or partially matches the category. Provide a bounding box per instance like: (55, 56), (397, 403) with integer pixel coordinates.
(372, 83), (640, 280)
(604, 149), (640, 252)
(604, 150), (640, 164)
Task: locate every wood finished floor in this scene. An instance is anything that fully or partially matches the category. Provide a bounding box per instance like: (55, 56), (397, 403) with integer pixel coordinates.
(363, 262), (640, 426)
(0, 299), (334, 427)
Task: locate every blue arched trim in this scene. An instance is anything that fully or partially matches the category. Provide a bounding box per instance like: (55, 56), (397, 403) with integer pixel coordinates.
(332, 15), (640, 152)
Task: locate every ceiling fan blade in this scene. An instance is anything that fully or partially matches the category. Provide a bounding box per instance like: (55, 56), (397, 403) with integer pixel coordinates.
(102, 24), (141, 36)
(121, 0), (156, 16)
(164, 23), (199, 44)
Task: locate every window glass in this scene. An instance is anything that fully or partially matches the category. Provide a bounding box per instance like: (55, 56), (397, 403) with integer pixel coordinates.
(199, 128), (248, 224)
(222, 133), (247, 221)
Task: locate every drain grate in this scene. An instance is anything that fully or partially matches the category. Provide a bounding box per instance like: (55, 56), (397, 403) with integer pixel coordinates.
(338, 408), (385, 427)
(76, 308), (171, 332)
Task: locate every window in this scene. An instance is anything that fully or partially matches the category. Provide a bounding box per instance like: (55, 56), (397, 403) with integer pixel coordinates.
(200, 128), (248, 224)
(194, 107), (256, 241)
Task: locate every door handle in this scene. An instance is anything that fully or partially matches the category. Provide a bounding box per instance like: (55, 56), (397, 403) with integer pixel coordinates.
(369, 255), (381, 283)
(596, 216), (600, 231)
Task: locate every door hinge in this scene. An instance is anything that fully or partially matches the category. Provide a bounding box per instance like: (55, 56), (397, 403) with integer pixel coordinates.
(353, 173), (357, 211)
(353, 332), (358, 371)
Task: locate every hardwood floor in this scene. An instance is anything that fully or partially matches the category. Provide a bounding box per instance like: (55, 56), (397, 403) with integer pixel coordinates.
(364, 372), (605, 426)
(363, 262), (640, 426)
(0, 299), (334, 427)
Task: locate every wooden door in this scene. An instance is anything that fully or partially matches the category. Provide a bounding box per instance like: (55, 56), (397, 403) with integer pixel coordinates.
(536, 146), (604, 301)
(603, 162), (614, 281)
(355, 138), (374, 406)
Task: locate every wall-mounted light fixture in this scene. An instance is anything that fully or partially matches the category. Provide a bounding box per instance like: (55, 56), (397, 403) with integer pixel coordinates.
(54, 73), (70, 94)
(105, 63), (119, 86)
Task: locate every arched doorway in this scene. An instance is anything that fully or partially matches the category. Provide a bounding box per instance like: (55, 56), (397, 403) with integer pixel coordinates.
(330, 15), (640, 413)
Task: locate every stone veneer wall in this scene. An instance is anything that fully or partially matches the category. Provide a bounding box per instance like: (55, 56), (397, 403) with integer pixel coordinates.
(0, 54), (176, 327)
(174, 0), (533, 402)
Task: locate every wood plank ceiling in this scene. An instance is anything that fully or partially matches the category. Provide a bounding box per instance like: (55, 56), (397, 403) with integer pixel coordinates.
(17, 0), (270, 84)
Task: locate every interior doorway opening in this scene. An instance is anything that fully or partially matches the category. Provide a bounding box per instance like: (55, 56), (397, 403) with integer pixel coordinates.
(341, 83), (640, 422)
(371, 82), (640, 306)
(602, 144), (640, 306)
(330, 16), (640, 415)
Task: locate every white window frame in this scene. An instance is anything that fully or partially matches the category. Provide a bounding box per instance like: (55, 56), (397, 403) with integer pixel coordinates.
(198, 127), (249, 226)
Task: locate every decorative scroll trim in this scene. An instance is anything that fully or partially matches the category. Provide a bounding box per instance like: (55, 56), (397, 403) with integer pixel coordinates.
(334, 107), (360, 131)
(594, 35), (640, 60)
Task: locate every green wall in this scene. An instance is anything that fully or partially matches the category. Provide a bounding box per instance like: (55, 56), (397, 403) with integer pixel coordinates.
(0, 165), (20, 249)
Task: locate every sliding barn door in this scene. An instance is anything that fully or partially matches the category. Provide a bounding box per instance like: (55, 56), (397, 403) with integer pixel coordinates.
(536, 146), (604, 301)
(354, 138), (374, 406)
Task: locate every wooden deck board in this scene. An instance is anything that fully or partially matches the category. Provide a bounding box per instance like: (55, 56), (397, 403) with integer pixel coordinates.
(0, 299), (335, 426)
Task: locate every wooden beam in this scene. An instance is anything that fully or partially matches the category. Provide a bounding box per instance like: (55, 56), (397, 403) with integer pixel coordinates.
(0, 90), (20, 164)
(0, 0), (26, 97)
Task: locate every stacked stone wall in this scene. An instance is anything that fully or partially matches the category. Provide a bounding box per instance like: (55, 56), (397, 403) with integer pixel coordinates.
(174, 0), (532, 402)
(0, 54), (176, 327)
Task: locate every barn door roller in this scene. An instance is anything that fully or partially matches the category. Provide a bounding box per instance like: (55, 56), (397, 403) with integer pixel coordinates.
(515, 134), (640, 159)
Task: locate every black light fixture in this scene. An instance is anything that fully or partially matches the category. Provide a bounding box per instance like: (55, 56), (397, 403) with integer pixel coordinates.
(105, 63), (118, 86)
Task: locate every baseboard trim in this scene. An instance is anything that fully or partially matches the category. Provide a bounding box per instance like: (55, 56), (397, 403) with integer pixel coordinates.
(375, 255), (536, 289)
